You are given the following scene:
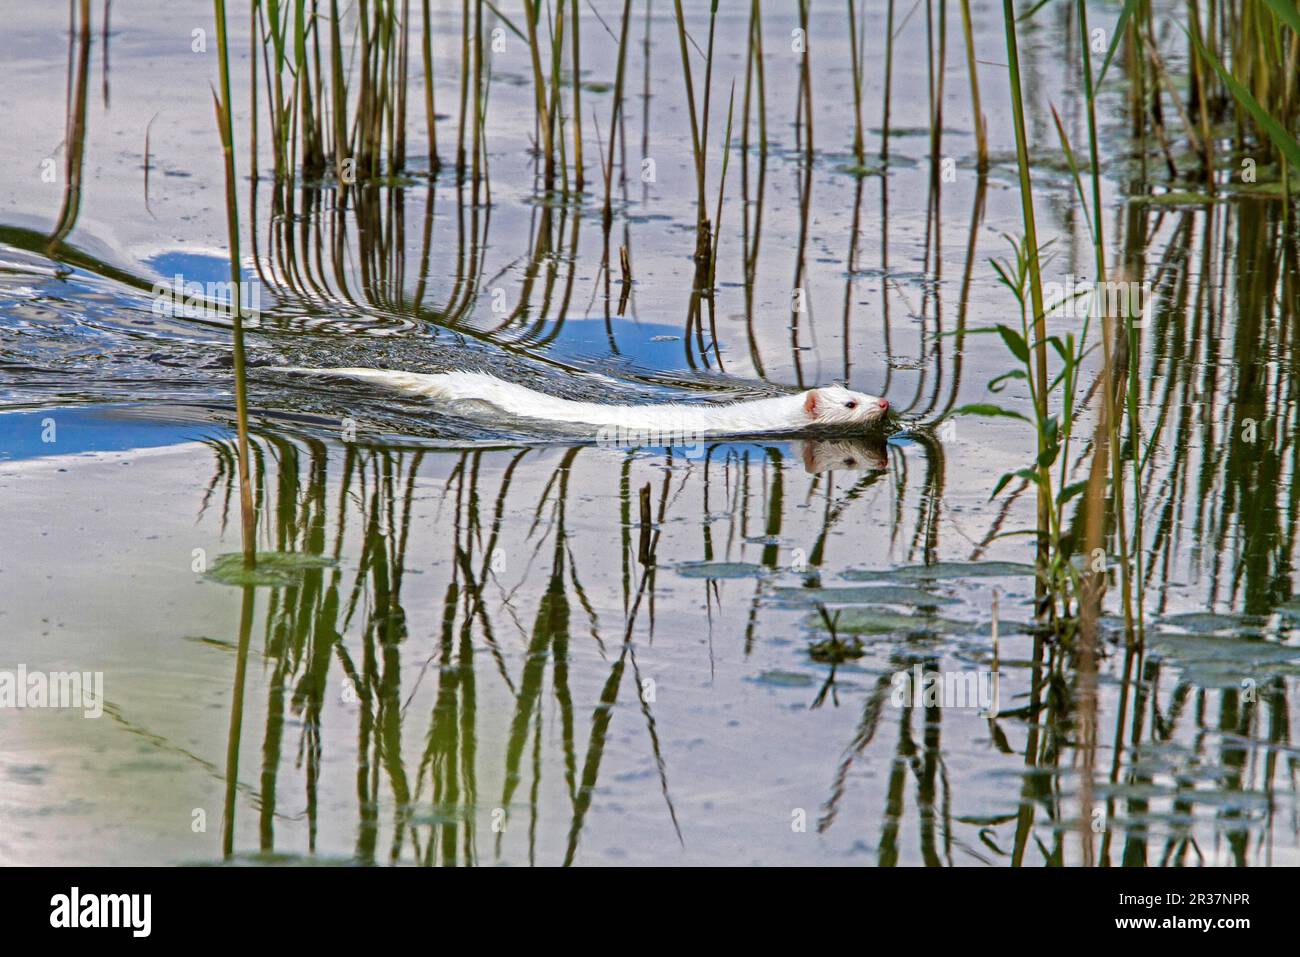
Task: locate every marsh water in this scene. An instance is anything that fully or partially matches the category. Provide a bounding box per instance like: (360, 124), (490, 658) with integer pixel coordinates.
(2, 1), (1299, 866)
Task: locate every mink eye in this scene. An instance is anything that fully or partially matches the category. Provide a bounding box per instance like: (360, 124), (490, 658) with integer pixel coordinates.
(845, 400), (858, 410)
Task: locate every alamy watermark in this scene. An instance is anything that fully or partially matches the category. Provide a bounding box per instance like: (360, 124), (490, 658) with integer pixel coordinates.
(151, 274), (261, 320)
(890, 663), (1000, 717)
(0, 665), (103, 718)
(596, 422), (709, 459)
(1044, 275), (1153, 326)
(50, 887), (150, 937)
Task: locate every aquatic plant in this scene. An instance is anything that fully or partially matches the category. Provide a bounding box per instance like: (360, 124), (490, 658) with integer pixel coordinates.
(213, 0), (258, 566)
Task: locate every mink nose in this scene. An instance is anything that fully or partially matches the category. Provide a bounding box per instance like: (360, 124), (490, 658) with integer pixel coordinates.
(878, 398), (889, 412)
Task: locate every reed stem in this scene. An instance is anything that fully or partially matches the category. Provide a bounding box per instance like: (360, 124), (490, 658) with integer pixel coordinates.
(213, 0), (257, 567)
(1001, 0), (1050, 600)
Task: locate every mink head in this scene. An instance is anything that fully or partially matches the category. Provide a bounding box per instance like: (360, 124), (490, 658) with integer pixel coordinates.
(802, 384), (889, 428)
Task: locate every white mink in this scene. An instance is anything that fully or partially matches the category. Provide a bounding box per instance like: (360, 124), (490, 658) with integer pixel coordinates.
(274, 367), (890, 437)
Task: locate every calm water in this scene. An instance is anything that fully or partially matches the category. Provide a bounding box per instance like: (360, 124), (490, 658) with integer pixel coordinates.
(1, 1), (1298, 865)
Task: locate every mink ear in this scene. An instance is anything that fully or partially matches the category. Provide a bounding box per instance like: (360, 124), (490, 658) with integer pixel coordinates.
(803, 390), (819, 418)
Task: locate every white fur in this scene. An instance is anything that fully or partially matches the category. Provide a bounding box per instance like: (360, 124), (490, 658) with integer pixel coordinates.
(275, 367), (889, 436)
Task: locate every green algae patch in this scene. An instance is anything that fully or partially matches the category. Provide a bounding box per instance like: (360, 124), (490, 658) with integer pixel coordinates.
(887, 561), (1037, 581)
(807, 608), (968, 636)
(676, 561), (768, 579)
(205, 551), (337, 587)
(772, 584), (957, 607)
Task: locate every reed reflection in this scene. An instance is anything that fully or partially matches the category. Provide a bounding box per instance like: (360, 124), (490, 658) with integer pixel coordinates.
(202, 429), (947, 864)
